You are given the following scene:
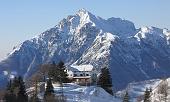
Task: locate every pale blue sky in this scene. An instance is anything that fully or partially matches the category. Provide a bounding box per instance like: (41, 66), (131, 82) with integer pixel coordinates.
(0, 0), (170, 60)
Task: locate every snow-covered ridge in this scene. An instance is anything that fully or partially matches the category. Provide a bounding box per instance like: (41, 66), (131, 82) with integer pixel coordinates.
(0, 9), (170, 91)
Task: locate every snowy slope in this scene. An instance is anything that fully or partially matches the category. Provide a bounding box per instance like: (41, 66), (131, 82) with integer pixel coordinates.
(35, 83), (120, 102)
(116, 79), (161, 102)
(53, 83), (120, 102)
(116, 77), (170, 102)
(0, 9), (170, 90)
(149, 78), (170, 102)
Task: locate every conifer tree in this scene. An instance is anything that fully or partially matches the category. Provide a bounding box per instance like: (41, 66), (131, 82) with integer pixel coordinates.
(6, 80), (12, 91)
(17, 76), (28, 102)
(3, 80), (17, 102)
(144, 88), (150, 102)
(49, 61), (68, 101)
(48, 61), (68, 83)
(11, 77), (20, 92)
(58, 61), (68, 83)
(4, 76), (28, 102)
(44, 78), (54, 96)
(123, 91), (129, 102)
(48, 61), (58, 82)
(97, 67), (113, 95)
(44, 78), (55, 102)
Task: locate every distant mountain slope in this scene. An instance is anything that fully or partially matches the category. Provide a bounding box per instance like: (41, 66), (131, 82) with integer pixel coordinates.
(0, 9), (170, 90)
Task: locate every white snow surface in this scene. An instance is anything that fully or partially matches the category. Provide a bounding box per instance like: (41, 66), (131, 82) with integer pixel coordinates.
(70, 64), (93, 71)
(27, 78), (170, 102)
(116, 77), (170, 102)
(53, 83), (119, 102)
(27, 83), (120, 102)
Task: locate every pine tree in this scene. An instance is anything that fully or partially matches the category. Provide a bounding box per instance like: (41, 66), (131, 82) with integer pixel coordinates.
(17, 76), (28, 102)
(3, 76), (28, 102)
(48, 61), (68, 83)
(44, 78), (55, 102)
(123, 91), (129, 102)
(97, 67), (113, 95)
(46, 61), (68, 101)
(6, 80), (12, 91)
(11, 77), (20, 92)
(48, 61), (59, 82)
(58, 61), (68, 83)
(3, 80), (17, 102)
(44, 78), (54, 96)
(144, 88), (150, 102)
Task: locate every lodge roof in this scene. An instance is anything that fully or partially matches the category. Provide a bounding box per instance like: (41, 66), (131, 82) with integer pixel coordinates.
(69, 64), (93, 72)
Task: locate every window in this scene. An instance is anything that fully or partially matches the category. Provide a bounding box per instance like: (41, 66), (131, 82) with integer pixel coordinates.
(80, 74), (83, 76)
(86, 74), (89, 76)
(74, 74), (77, 77)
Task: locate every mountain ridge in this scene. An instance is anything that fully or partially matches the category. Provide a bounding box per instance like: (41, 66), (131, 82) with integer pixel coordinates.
(0, 9), (170, 90)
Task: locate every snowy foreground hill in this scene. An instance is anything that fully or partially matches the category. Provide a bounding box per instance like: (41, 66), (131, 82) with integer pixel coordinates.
(1, 9), (170, 90)
(27, 78), (170, 102)
(27, 83), (121, 102)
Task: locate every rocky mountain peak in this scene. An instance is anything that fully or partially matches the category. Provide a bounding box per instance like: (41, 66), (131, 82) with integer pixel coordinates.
(0, 9), (170, 90)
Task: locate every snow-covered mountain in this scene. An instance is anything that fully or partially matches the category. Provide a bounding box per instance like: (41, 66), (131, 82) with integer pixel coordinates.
(116, 77), (170, 102)
(1, 9), (170, 90)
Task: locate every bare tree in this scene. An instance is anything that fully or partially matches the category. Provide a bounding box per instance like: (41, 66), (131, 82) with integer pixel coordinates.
(26, 64), (50, 87)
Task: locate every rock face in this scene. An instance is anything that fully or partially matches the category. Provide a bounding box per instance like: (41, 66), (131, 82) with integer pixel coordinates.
(1, 9), (170, 90)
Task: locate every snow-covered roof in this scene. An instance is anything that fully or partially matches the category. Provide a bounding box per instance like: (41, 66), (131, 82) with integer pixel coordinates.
(70, 64), (93, 72)
(73, 76), (91, 79)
